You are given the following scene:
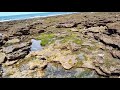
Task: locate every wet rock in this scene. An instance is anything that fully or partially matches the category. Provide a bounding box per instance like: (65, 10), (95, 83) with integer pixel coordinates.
(44, 63), (76, 78)
(0, 52), (6, 64)
(74, 68), (98, 78)
(2, 65), (44, 78)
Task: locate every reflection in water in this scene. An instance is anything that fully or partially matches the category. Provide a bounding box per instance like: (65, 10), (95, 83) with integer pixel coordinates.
(30, 39), (42, 51)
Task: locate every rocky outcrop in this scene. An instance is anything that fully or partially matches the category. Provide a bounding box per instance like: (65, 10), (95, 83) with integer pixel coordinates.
(13, 26), (30, 36)
(106, 22), (120, 35)
(2, 42), (31, 61)
(0, 12), (120, 78)
(94, 34), (120, 50)
(111, 50), (120, 59)
(26, 41), (79, 70)
(0, 33), (8, 46)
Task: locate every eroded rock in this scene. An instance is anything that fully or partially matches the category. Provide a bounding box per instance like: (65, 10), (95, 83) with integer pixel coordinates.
(111, 50), (120, 59)
(0, 33), (8, 46)
(2, 42), (31, 61)
(0, 52), (6, 64)
(106, 22), (120, 35)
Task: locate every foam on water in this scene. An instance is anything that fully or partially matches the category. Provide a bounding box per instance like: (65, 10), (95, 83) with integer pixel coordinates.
(0, 12), (78, 22)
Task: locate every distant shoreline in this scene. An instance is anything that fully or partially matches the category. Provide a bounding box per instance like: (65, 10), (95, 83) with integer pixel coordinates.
(0, 12), (78, 23)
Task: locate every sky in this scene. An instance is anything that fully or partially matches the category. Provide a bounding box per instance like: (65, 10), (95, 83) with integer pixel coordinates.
(0, 12), (47, 16)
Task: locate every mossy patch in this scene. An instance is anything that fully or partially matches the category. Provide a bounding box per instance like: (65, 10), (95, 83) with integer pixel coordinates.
(35, 33), (55, 46)
(73, 39), (83, 45)
(61, 33), (83, 45)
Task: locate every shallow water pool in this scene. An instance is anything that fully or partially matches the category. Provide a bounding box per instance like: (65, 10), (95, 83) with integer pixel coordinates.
(30, 39), (42, 51)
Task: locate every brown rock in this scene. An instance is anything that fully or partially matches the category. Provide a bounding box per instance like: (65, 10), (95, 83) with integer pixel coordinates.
(106, 22), (120, 34)
(0, 33), (8, 46)
(111, 50), (120, 59)
(0, 52), (6, 64)
(28, 59), (47, 70)
(2, 42), (31, 61)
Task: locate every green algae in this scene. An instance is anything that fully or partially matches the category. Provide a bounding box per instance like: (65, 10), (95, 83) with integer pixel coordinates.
(35, 33), (55, 46)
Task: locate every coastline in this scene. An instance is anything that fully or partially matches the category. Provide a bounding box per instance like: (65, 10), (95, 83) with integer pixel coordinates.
(0, 12), (78, 23)
(0, 12), (120, 78)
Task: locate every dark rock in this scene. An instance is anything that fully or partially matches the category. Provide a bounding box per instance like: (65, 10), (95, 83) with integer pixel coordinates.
(6, 47), (30, 61)
(43, 63), (76, 78)
(106, 22), (120, 35)
(2, 42), (31, 54)
(2, 42), (31, 61)
(0, 33), (8, 46)
(38, 30), (45, 33)
(13, 26), (30, 36)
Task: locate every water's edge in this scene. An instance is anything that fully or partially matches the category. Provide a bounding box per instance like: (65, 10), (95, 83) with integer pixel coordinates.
(0, 12), (78, 22)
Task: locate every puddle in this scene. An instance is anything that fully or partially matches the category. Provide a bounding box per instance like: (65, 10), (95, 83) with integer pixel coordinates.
(30, 39), (42, 51)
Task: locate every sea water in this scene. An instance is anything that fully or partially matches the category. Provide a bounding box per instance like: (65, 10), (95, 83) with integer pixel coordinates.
(30, 39), (42, 51)
(0, 12), (78, 22)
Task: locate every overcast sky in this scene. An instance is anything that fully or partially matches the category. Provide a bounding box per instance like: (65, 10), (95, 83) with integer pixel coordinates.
(0, 12), (47, 16)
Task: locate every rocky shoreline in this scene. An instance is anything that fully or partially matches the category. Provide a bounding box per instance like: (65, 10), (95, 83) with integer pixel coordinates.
(0, 12), (120, 78)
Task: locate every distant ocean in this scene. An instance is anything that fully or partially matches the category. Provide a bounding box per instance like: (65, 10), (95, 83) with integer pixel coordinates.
(0, 12), (78, 22)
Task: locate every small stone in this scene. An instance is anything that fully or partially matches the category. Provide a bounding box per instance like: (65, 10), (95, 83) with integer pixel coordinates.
(38, 30), (45, 33)
(98, 54), (104, 57)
